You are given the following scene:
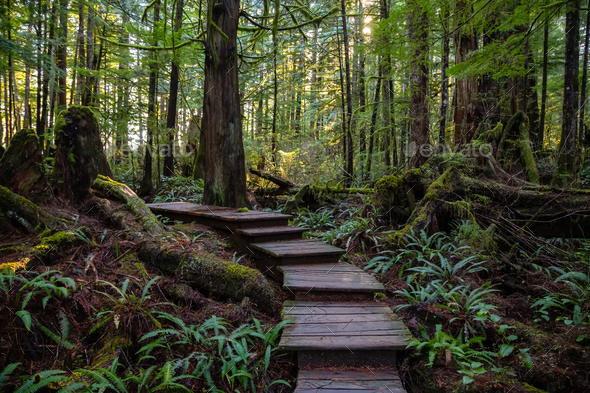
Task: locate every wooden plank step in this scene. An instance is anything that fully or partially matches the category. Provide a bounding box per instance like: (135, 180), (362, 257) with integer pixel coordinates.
(295, 369), (405, 393)
(235, 226), (306, 243)
(281, 263), (384, 293)
(146, 202), (292, 230)
(280, 301), (410, 351)
(250, 240), (345, 258)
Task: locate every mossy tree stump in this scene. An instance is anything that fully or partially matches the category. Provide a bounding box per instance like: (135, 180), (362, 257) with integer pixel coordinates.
(53, 106), (112, 203)
(0, 128), (45, 196)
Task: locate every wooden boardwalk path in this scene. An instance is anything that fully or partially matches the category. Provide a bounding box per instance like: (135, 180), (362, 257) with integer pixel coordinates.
(147, 202), (410, 392)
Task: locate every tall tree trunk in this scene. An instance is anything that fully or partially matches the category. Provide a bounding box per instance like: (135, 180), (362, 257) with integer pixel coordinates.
(366, 62), (382, 176)
(39, 2), (56, 150)
(57, 0), (68, 111)
(453, 0), (479, 145)
(439, 6), (449, 149)
(579, 6), (590, 147)
(556, 0), (580, 185)
(539, 16), (549, 150)
(340, 0), (354, 182)
(358, 0), (366, 153)
(139, 2), (160, 196)
(75, 2), (85, 105)
(525, 45), (541, 151)
(24, 65), (31, 128)
(271, 35), (278, 164)
(201, 0), (249, 207)
(82, 6), (95, 106)
(163, 0), (184, 177)
(337, 23), (347, 171)
(408, 0), (430, 167)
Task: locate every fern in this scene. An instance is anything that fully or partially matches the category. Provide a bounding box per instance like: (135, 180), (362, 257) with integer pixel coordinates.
(15, 370), (67, 393)
(0, 363), (20, 391)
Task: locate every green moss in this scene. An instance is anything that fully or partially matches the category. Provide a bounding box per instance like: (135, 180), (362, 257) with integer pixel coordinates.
(471, 193), (491, 204)
(374, 292), (387, 301)
(91, 335), (131, 368)
(236, 207), (249, 213)
(33, 231), (77, 256)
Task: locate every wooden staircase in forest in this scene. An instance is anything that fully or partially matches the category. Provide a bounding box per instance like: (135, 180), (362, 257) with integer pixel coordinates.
(147, 202), (410, 393)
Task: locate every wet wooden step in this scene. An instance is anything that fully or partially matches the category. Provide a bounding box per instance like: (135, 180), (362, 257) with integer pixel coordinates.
(281, 264), (384, 294)
(279, 301), (409, 351)
(146, 202), (292, 230)
(250, 240), (345, 266)
(235, 225), (306, 243)
(295, 370), (405, 393)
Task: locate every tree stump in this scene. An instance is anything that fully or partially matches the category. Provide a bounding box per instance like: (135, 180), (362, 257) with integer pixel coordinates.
(53, 106), (112, 203)
(0, 128), (45, 196)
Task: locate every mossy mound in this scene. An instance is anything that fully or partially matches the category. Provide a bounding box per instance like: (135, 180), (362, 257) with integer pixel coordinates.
(0, 128), (45, 196)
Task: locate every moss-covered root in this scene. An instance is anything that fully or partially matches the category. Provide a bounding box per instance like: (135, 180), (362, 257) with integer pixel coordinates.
(138, 244), (274, 313)
(281, 184), (310, 214)
(92, 175), (164, 236)
(0, 185), (59, 233)
(389, 165), (461, 244)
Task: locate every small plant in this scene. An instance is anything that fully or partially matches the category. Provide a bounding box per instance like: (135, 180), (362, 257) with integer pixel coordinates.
(295, 207), (336, 230)
(407, 254), (487, 283)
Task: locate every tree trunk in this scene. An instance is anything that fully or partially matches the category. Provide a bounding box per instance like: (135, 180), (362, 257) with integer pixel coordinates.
(439, 6), (449, 149)
(539, 16), (549, 149)
(163, 0), (184, 177)
(75, 3), (85, 105)
(365, 63), (382, 175)
(201, 0), (249, 207)
(408, 0), (430, 168)
(57, 0), (68, 111)
(340, 0), (354, 182)
(453, 0), (479, 145)
(556, 0), (580, 185)
(271, 35), (278, 164)
(139, 3), (160, 196)
(82, 6), (95, 106)
(580, 7), (590, 147)
(336, 23), (347, 172)
(24, 65), (31, 129)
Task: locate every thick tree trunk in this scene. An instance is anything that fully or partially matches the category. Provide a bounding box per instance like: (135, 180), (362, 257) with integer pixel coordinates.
(75, 3), (85, 105)
(453, 0), (479, 145)
(408, 0), (430, 167)
(201, 0), (249, 208)
(580, 8), (590, 146)
(163, 0), (184, 177)
(539, 16), (549, 149)
(57, 0), (68, 111)
(556, 0), (580, 185)
(139, 4), (160, 196)
(439, 6), (449, 149)
(340, 0), (354, 182)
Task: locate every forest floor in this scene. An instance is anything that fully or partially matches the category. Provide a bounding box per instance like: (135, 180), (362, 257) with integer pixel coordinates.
(1, 174), (590, 392)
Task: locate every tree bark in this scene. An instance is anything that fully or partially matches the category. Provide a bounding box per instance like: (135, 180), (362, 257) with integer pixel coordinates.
(539, 15), (549, 150)
(340, 0), (354, 182)
(453, 0), (479, 145)
(163, 0), (184, 177)
(139, 3), (160, 196)
(57, 0), (68, 111)
(579, 7), (590, 146)
(365, 63), (382, 175)
(201, 0), (249, 207)
(439, 6), (449, 149)
(408, 0), (430, 168)
(556, 0), (580, 185)
(75, 2), (85, 105)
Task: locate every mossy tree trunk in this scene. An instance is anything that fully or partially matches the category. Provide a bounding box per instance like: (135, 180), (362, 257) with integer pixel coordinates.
(0, 128), (45, 196)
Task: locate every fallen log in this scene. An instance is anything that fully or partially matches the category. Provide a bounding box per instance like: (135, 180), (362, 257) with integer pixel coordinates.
(249, 168), (295, 189)
(91, 175), (165, 236)
(0, 186), (60, 233)
(138, 243), (274, 313)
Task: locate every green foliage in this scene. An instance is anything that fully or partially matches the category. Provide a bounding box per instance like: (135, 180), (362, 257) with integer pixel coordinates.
(294, 206), (336, 230)
(152, 177), (204, 204)
(0, 363), (20, 392)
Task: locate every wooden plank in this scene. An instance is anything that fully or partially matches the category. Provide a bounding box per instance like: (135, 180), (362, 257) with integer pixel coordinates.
(251, 241), (345, 257)
(285, 314), (399, 323)
(283, 306), (392, 315)
(284, 321), (407, 335)
(284, 274), (380, 284)
(283, 301), (390, 308)
(279, 335), (409, 350)
(298, 370), (399, 381)
(280, 264), (361, 273)
(295, 388), (405, 393)
(237, 226), (306, 235)
(284, 282), (384, 293)
(297, 380), (401, 390)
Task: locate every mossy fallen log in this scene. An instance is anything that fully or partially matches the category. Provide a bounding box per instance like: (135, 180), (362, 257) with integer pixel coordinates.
(138, 243), (274, 313)
(281, 184), (310, 214)
(92, 175), (164, 236)
(0, 185), (60, 233)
